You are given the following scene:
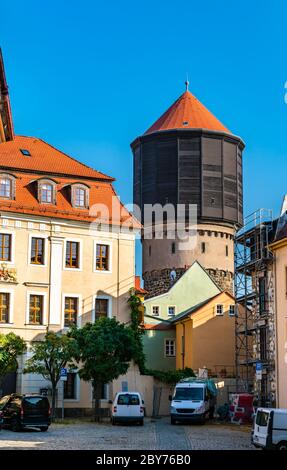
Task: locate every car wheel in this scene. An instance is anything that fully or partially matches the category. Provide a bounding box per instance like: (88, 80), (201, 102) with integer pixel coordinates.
(277, 441), (287, 451)
(111, 418), (116, 425)
(171, 417), (176, 425)
(11, 419), (21, 432)
(40, 426), (49, 432)
(139, 419), (144, 426)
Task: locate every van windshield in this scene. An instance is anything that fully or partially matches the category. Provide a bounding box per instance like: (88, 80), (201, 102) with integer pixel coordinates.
(22, 397), (49, 410)
(117, 394), (140, 405)
(256, 410), (269, 427)
(173, 387), (203, 401)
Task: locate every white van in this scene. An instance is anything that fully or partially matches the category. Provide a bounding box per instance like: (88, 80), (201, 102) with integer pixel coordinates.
(111, 392), (144, 426)
(170, 379), (217, 424)
(252, 408), (287, 450)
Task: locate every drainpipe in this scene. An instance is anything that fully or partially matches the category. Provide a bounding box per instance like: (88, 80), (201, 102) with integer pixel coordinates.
(273, 252), (279, 407)
(181, 322), (185, 369)
(117, 236), (120, 316)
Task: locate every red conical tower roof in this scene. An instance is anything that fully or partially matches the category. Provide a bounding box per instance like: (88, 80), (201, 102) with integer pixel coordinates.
(144, 89), (230, 135)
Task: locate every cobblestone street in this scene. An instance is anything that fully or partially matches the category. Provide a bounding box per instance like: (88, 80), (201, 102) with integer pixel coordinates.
(0, 418), (255, 450)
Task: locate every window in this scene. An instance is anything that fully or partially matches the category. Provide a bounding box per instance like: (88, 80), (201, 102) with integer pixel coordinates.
(0, 234), (11, 261)
(30, 238), (45, 265)
(95, 298), (109, 320)
(96, 244), (109, 271)
(226, 245), (229, 256)
(74, 187), (86, 208)
(201, 242), (206, 253)
(229, 305), (236, 316)
(65, 241), (80, 268)
(29, 295), (43, 324)
(216, 304), (224, 316)
(260, 327), (267, 361)
(64, 373), (77, 399)
(20, 149), (31, 156)
(64, 297), (78, 327)
(41, 183), (53, 203)
(0, 293), (10, 323)
(168, 306), (175, 317)
(152, 306), (159, 316)
(149, 245), (151, 257)
(165, 339), (175, 357)
(0, 178), (12, 198)
(171, 242), (176, 254)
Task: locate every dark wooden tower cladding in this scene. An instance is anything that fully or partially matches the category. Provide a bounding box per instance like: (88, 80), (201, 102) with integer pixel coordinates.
(131, 89), (245, 297)
(132, 130), (244, 226)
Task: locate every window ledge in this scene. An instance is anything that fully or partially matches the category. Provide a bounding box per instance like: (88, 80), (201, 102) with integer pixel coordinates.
(24, 324), (47, 329)
(0, 323), (14, 327)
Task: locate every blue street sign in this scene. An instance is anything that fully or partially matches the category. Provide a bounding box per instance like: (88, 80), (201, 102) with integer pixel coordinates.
(60, 368), (67, 377)
(256, 362), (263, 371)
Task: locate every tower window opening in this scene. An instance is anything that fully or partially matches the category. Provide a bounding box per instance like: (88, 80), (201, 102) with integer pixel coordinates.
(210, 198), (215, 205)
(149, 245), (151, 257)
(201, 242), (206, 254)
(208, 231), (211, 237)
(226, 245), (228, 257)
(171, 242), (176, 254)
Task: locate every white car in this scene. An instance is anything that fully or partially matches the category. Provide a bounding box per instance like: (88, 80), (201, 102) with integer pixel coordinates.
(111, 392), (145, 425)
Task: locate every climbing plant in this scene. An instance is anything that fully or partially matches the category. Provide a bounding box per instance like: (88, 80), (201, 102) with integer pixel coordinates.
(128, 289), (146, 373)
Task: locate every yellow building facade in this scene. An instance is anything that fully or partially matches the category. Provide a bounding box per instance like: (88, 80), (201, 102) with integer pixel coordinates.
(174, 291), (236, 377)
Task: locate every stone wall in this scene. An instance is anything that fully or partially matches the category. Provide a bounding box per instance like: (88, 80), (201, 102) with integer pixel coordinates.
(143, 266), (234, 298)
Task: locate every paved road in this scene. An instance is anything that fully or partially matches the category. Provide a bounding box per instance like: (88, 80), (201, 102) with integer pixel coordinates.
(0, 418), (254, 450)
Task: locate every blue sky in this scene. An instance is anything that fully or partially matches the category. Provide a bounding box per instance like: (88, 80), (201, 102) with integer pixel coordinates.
(2, 1), (287, 273)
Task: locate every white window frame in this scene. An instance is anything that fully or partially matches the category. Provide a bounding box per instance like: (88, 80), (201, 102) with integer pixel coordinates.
(62, 294), (82, 329)
(152, 305), (160, 316)
(215, 304), (224, 316)
(28, 234), (48, 267)
(93, 240), (112, 274)
(0, 288), (14, 326)
(92, 295), (112, 322)
(0, 230), (15, 265)
(63, 370), (80, 402)
(63, 238), (83, 271)
(229, 304), (236, 317)
(165, 338), (176, 357)
(167, 305), (176, 317)
(26, 291), (47, 327)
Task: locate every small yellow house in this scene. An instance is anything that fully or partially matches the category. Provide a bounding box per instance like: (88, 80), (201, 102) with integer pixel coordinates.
(172, 291), (236, 376)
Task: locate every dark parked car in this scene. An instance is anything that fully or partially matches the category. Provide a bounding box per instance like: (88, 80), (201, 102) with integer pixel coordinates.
(0, 394), (51, 432)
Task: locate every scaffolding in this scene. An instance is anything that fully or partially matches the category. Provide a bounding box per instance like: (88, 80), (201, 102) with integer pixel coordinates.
(234, 209), (275, 404)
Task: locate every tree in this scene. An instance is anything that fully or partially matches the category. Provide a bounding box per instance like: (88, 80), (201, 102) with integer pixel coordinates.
(23, 332), (77, 419)
(128, 289), (146, 373)
(69, 317), (137, 421)
(0, 332), (26, 393)
(148, 367), (196, 384)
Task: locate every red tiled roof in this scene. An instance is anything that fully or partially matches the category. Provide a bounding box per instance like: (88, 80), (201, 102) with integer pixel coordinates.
(0, 171), (140, 227)
(144, 90), (230, 135)
(0, 135), (114, 180)
(0, 136), (141, 227)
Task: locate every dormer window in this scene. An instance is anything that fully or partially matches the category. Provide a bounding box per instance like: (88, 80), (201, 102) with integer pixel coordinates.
(37, 179), (56, 205)
(41, 183), (53, 203)
(0, 174), (16, 200)
(75, 187), (86, 207)
(71, 183), (89, 209)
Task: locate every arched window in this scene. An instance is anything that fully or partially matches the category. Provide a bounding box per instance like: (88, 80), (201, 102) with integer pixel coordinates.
(75, 187), (86, 207)
(0, 177), (12, 198)
(0, 174), (16, 200)
(71, 183), (89, 209)
(41, 183), (53, 203)
(37, 179), (57, 204)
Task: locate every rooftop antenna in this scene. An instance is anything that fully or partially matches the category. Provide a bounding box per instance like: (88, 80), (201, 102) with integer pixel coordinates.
(185, 73), (189, 92)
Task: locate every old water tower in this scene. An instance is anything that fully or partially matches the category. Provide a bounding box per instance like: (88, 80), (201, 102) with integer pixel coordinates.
(131, 84), (245, 297)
